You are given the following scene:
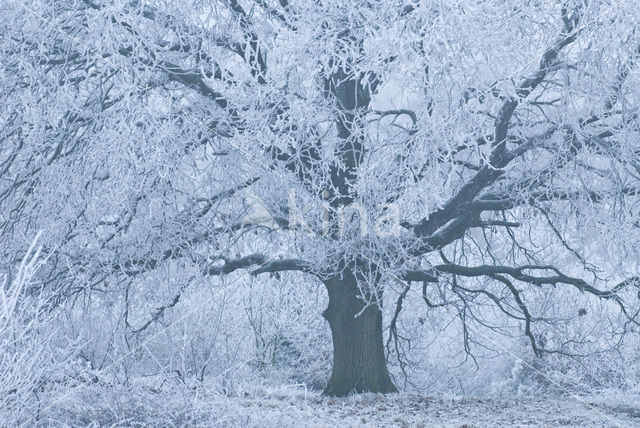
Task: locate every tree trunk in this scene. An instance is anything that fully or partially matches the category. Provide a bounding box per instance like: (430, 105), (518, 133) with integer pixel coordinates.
(321, 269), (397, 396)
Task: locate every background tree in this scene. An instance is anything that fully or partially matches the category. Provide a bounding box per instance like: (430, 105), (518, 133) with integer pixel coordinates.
(1, 0), (639, 396)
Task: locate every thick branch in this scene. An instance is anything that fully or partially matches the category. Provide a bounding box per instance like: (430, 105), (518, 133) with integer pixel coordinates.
(434, 262), (621, 299)
(250, 258), (314, 275)
(412, 8), (581, 252)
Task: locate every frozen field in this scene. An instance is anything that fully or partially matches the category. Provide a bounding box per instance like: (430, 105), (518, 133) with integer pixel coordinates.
(23, 384), (640, 427)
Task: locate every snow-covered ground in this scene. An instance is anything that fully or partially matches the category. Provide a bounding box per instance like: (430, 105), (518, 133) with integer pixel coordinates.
(20, 383), (640, 427)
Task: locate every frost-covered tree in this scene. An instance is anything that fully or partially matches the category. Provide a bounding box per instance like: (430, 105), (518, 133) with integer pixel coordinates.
(1, 0), (640, 396)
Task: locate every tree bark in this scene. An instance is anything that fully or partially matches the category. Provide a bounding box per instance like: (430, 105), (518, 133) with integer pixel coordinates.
(321, 269), (397, 396)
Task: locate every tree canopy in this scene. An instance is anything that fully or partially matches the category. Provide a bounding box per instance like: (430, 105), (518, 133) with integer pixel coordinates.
(2, 0), (640, 395)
